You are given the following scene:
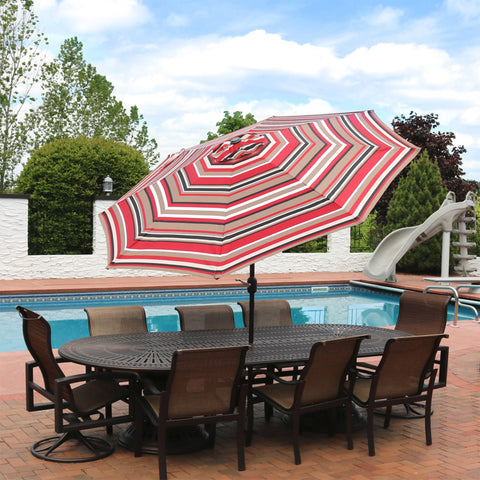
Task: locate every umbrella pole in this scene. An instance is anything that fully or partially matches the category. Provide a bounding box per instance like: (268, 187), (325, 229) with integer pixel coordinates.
(247, 264), (257, 344)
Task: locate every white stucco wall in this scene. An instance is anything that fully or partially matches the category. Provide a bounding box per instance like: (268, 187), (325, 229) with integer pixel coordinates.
(1, 195), (477, 280)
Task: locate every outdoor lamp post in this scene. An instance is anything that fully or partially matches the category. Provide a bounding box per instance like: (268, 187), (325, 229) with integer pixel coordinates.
(103, 176), (113, 196)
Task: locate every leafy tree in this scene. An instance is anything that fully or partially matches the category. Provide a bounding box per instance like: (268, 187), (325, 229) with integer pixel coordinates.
(0, 0), (47, 192)
(15, 136), (150, 254)
(25, 37), (159, 166)
(203, 110), (256, 141)
(385, 151), (447, 274)
(375, 112), (476, 224)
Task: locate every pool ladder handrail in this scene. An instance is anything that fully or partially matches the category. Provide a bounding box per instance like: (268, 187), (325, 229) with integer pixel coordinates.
(423, 285), (479, 327)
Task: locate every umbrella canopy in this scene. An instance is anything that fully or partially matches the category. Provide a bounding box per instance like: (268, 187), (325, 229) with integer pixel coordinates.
(100, 110), (419, 278)
(100, 110), (419, 342)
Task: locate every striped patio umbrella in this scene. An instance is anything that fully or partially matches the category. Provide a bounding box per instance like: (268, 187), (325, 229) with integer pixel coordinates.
(100, 110), (419, 342)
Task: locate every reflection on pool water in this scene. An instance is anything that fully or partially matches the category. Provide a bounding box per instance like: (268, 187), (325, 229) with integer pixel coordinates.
(0, 283), (475, 352)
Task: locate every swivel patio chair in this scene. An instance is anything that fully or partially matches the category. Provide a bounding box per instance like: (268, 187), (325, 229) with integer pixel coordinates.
(17, 305), (138, 463)
(175, 304), (236, 330)
(134, 345), (250, 480)
(352, 333), (448, 456)
(84, 305), (148, 336)
(247, 335), (369, 465)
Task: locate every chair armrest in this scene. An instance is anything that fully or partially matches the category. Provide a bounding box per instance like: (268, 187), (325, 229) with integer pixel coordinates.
(434, 345), (449, 388)
(355, 362), (378, 378)
(54, 370), (138, 387)
(250, 368), (299, 386)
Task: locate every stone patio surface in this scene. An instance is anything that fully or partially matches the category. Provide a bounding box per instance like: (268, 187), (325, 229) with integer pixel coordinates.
(1, 272), (479, 479)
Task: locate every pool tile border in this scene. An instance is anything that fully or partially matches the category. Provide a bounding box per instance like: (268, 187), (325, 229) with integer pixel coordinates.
(0, 283), (375, 307)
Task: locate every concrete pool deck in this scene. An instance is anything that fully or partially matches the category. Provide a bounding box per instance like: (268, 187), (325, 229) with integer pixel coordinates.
(1, 272), (480, 479)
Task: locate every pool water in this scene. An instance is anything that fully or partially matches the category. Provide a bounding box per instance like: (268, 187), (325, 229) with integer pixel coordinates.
(0, 283), (475, 352)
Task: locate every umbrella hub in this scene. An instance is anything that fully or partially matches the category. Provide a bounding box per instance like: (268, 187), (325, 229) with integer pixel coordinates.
(210, 133), (268, 164)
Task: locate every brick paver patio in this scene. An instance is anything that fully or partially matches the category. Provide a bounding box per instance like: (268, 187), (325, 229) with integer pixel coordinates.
(1, 273), (479, 479)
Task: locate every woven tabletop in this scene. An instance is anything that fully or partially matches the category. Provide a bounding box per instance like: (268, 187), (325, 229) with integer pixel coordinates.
(59, 324), (407, 372)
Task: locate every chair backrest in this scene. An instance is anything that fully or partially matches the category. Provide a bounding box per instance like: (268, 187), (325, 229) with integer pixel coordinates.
(395, 290), (450, 334)
(237, 299), (292, 328)
(372, 333), (448, 400)
(16, 305), (73, 402)
(84, 305), (148, 336)
(165, 345), (249, 419)
(299, 335), (369, 405)
(175, 305), (235, 331)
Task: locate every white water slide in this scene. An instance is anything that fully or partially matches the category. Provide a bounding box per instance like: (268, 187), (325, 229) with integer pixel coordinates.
(363, 192), (476, 282)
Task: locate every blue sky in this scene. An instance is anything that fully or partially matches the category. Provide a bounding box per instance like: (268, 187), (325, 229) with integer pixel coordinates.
(33, 0), (480, 181)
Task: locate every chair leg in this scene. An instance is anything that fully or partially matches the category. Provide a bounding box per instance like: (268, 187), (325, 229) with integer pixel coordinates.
(105, 404), (113, 435)
(425, 397), (433, 445)
(367, 404), (376, 456)
(237, 418), (246, 471)
(327, 408), (336, 437)
(134, 399), (144, 457)
(246, 392), (254, 446)
(158, 422), (168, 480)
(292, 412), (301, 465)
(205, 423), (216, 448)
(345, 401), (353, 450)
(383, 405), (392, 428)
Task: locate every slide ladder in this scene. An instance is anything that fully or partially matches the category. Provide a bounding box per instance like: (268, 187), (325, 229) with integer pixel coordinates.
(363, 191), (477, 282)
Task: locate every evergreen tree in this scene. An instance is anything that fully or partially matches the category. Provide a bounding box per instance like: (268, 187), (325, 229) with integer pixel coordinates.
(376, 112), (476, 224)
(386, 151), (447, 274)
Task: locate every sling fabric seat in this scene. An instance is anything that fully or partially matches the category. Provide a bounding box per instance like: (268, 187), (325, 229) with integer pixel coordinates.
(359, 290), (451, 389)
(395, 290), (450, 335)
(17, 305), (137, 463)
(134, 345), (250, 480)
(85, 305), (148, 336)
(175, 304), (235, 330)
(395, 290), (451, 391)
(248, 335), (369, 465)
(237, 299), (292, 327)
(352, 333), (448, 456)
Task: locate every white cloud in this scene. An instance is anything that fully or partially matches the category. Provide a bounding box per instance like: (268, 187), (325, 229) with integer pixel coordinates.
(166, 13), (189, 28)
(342, 43), (459, 86)
(445, 0), (480, 17)
(56, 0), (150, 33)
(366, 6), (404, 27)
(34, 0), (57, 9)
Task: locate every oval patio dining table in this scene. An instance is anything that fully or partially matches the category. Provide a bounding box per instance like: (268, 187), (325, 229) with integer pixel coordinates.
(58, 323), (409, 372)
(59, 323), (409, 454)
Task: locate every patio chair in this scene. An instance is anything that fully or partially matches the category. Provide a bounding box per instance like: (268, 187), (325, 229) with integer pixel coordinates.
(359, 290), (451, 374)
(396, 290), (451, 390)
(247, 335), (369, 465)
(352, 333), (448, 456)
(395, 290), (450, 335)
(237, 299), (292, 327)
(85, 305), (167, 391)
(134, 345), (250, 480)
(16, 305), (138, 463)
(84, 305), (148, 335)
(175, 304), (235, 330)
(238, 299), (301, 382)
(359, 290), (451, 418)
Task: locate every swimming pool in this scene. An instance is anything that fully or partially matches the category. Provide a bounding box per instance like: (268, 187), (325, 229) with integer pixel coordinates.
(0, 282), (475, 352)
